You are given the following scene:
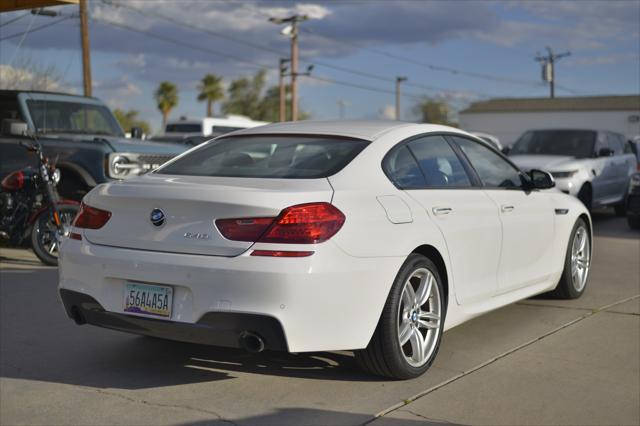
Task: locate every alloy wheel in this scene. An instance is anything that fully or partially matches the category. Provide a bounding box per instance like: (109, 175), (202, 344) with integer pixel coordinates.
(570, 226), (590, 292)
(397, 268), (442, 367)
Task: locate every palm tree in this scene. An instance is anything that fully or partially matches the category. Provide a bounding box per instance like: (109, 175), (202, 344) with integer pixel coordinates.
(154, 81), (178, 130)
(197, 74), (224, 117)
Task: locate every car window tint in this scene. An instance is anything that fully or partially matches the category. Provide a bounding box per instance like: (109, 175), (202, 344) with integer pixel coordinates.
(606, 133), (624, 155)
(624, 140), (634, 154)
(510, 130), (596, 159)
(452, 136), (523, 188)
(384, 146), (426, 188)
(157, 135), (368, 179)
(406, 136), (471, 187)
(595, 134), (610, 153)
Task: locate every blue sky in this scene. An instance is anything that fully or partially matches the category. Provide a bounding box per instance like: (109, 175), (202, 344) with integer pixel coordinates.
(1, 0), (638, 133)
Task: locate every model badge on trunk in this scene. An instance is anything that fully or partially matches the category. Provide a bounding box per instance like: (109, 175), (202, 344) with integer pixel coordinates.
(184, 232), (210, 240)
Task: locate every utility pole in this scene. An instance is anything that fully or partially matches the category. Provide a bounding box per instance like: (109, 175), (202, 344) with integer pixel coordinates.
(79, 0), (92, 97)
(279, 58), (290, 122)
(395, 76), (407, 120)
(270, 15), (308, 121)
(535, 46), (570, 99)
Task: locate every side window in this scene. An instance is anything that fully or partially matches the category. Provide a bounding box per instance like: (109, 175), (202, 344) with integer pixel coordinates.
(0, 94), (23, 123)
(606, 133), (624, 155)
(452, 136), (523, 189)
(383, 146), (426, 189)
(624, 139), (634, 154)
(595, 134), (610, 154)
(406, 135), (472, 187)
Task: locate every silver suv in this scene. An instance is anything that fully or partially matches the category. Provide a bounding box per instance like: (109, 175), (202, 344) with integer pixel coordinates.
(509, 129), (636, 213)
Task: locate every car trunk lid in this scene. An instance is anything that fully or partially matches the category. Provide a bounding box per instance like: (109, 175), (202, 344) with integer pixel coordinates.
(81, 174), (333, 256)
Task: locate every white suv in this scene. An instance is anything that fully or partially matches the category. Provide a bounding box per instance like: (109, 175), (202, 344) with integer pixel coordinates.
(509, 129), (636, 213)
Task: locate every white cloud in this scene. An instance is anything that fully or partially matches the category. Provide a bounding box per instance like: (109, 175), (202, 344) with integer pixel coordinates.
(0, 64), (61, 91)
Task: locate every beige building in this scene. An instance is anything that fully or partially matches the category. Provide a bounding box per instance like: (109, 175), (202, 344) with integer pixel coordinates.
(459, 95), (640, 146)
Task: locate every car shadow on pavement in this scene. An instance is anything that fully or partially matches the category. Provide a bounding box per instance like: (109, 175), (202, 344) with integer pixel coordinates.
(118, 335), (384, 383)
(175, 407), (455, 426)
(1, 267), (388, 391)
(2, 331), (385, 390)
(590, 208), (640, 240)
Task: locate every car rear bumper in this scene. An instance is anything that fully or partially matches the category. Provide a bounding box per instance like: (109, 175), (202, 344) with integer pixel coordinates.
(59, 288), (288, 350)
(58, 238), (404, 352)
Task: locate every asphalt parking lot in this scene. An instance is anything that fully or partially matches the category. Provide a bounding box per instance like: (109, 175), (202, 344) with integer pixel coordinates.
(1, 211), (638, 426)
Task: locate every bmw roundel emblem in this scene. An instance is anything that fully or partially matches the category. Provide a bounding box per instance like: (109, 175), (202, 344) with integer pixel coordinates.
(150, 208), (165, 227)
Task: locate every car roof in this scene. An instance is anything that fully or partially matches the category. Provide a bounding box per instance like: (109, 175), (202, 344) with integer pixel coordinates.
(229, 120), (461, 141)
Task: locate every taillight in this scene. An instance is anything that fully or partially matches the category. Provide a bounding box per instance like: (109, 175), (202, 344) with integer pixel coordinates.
(216, 202), (345, 244)
(215, 217), (274, 242)
(72, 203), (112, 229)
(1, 171), (24, 191)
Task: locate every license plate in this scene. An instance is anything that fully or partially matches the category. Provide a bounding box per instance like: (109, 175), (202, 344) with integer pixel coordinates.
(124, 283), (173, 318)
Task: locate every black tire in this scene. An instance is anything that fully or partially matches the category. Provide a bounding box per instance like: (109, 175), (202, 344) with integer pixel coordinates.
(549, 218), (591, 299)
(355, 253), (446, 379)
(30, 204), (79, 266)
(628, 215), (640, 230)
(614, 201), (627, 217)
(577, 184), (592, 211)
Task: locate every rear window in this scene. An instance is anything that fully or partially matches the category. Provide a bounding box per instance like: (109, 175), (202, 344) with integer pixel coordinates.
(156, 135), (369, 179)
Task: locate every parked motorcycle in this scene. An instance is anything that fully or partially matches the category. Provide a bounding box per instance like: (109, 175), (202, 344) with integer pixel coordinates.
(0, 141), (79, 265)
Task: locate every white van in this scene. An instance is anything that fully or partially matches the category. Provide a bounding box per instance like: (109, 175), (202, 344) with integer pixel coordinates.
(165, 115), (269, 138)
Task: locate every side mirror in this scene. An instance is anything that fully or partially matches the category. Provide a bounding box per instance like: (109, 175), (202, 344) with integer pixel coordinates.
(528, 169), (555, 190)
(597, 147), (614, 157)
(501, 146), (511, 155)
(1, 119), (28, 137)
(130, 127), (144, 139)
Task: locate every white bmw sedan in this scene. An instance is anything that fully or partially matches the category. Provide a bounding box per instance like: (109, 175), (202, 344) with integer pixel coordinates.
(59, 121), (591, 379)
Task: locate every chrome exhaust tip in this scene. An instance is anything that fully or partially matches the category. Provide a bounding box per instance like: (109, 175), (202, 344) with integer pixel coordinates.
(239, 331), (265, 353)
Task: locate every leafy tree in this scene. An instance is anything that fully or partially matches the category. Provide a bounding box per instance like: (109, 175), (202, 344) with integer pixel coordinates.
(222, 70), (310, 122)
(413, 98), (455, 126)
(154, 81), (178, 129)
(197, 73), (224, 117)
(257, 84), (310, 122)
(113, 108), (151, 135)
(221, 70), (266, 118)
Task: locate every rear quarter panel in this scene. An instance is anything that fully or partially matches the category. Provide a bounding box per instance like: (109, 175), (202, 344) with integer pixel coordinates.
(328, 126), (459, 327)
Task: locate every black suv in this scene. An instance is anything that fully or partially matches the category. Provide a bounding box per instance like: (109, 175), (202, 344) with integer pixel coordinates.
(0, 90), (186, 200)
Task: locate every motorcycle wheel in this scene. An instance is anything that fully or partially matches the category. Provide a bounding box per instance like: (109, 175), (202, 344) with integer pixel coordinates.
(31, 204), (79, 266)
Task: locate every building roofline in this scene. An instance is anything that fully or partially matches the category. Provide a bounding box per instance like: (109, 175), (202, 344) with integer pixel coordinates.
(461, 95), (640, 114)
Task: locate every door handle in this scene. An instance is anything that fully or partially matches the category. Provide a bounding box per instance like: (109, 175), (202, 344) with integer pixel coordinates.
(501, 205), (515, 213)
(432, 207), (453, 216)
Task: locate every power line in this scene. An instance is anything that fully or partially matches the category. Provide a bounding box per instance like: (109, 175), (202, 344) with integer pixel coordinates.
(93, 16), (426, 101)
(306, 75), (423, 100)
(6, 12), (37, 67)
(99, 0), (482, 97)
(0, 12), (30, 28)
(92, 17), (269, 70)
(300, 26), (544, 88)
(0, 16), (73, 42)
(98, 1), (511, 102)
